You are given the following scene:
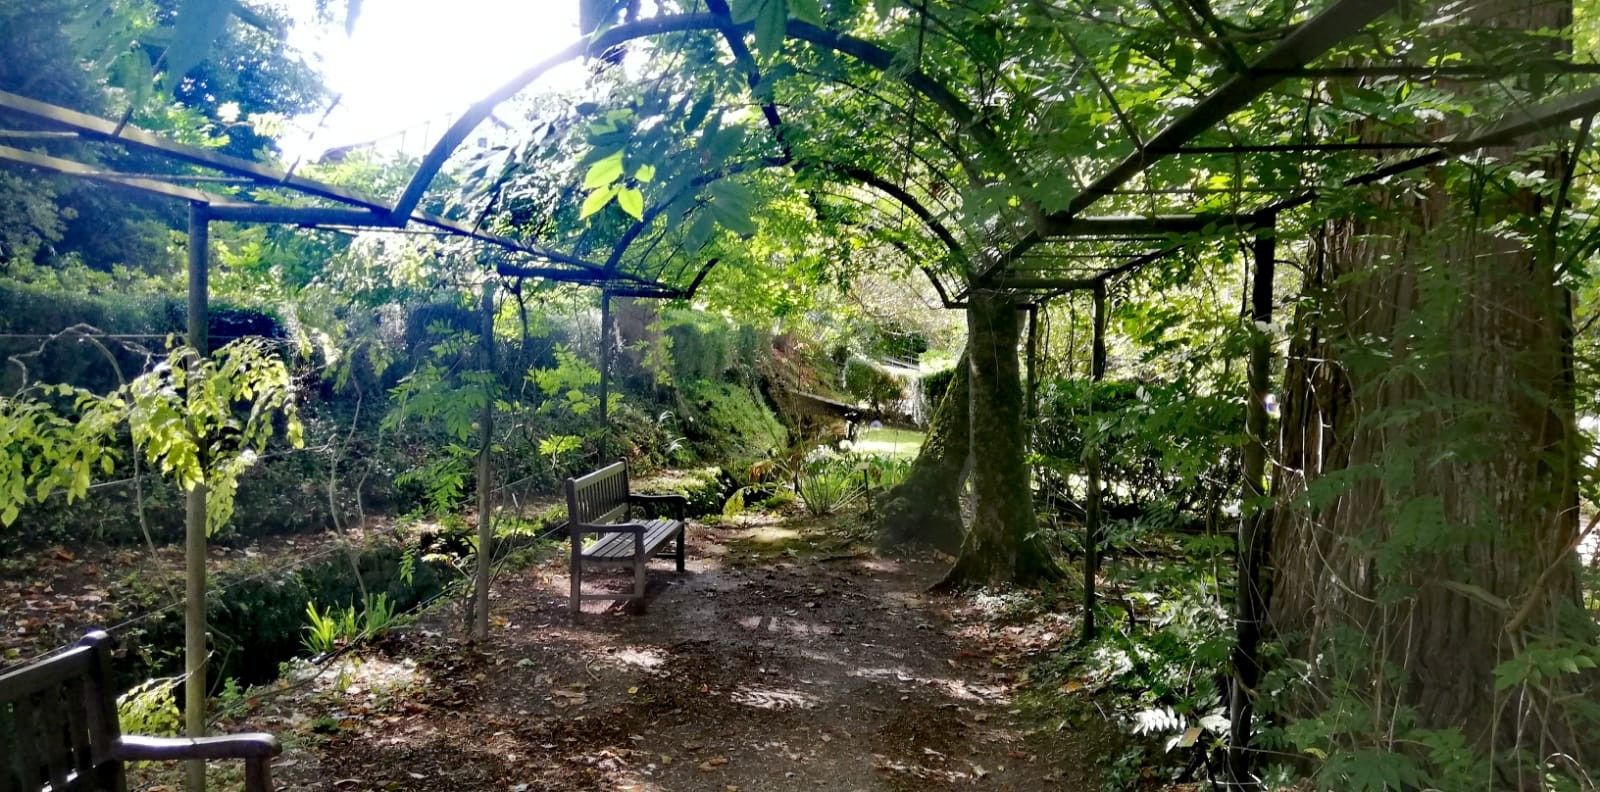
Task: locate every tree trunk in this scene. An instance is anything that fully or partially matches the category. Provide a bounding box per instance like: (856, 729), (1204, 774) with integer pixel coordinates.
(1269, 3), (1588, 775)
(877, 349), (969, 554)
(940, 291), (1060, 587)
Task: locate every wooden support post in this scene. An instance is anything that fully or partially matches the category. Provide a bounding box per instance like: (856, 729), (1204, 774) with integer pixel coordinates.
(1082, 283), (1107, 643)
(473, 279), (496, 641)
(598, 291), (612, 430)
(184, 203), (209, 792)
(1228, 221), (1276, 788)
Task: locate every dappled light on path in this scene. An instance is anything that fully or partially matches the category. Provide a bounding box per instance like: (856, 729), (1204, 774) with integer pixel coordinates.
(254, 518), (1103, 791)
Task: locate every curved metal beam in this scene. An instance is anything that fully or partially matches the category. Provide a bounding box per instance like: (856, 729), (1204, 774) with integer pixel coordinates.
(395, 13), (1033, 226)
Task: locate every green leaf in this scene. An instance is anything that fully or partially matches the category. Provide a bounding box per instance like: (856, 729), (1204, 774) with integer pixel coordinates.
(710, 180), (756, 215)
(789, 0), (823, 24)
(728, 0), (762, 23)
(754, 0), (788, 60)
(635, 163), (657, 183)
(708, 181), (759, 236)
(723, 489), (745, 516)
(685, 210), (717, 250)
(109, 50), (155, 112)
(158, 0), (234, 95)
(617, 187), (645, 220)
(580, 185), (618, 219)
(584, 150), (626, 189)
(706, 126), (746, 164)
(873, 0), (895, 19)
(684, 91), (716, 131)
(1171, 46), (1194, 81)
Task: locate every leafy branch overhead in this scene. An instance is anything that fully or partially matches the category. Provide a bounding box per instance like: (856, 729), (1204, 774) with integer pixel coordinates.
(0, 339), (302, 533)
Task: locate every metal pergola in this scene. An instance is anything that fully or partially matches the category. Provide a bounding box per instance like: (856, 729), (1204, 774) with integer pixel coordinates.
(5, 0), (1598, 784)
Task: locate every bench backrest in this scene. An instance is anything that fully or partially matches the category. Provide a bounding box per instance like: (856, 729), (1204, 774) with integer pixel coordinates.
(565, 459), (630, 530)
(0, 631), (126, 792)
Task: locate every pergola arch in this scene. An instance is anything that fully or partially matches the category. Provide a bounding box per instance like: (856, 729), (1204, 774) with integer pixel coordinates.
(392, 10), (1039, 238)
(573, 151), (973, 297)
(7, 4), (1600, 784)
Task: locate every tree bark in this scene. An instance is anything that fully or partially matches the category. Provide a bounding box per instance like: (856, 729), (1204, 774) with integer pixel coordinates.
(1269, 2), (1589, 773)
(877, 349), (969, 554)
(940, 291), (1060, 587)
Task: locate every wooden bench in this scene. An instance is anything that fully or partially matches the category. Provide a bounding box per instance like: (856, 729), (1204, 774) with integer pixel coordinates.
(565, 460), (688, 613)
(0, 631), (280, 791)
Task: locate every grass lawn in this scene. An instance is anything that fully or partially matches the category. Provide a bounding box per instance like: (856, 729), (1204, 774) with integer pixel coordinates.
(855, 427), (924, 458)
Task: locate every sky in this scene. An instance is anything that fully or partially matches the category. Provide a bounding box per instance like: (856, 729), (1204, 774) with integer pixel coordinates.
(280, 0), (584, 161)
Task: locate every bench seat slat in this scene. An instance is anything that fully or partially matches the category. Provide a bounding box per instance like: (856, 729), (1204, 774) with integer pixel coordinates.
(585, 531), (631, 559)
(582, 519), (681, 561)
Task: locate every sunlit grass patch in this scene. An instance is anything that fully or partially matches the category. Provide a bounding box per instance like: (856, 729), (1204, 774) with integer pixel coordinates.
(856, 427), (924, 458)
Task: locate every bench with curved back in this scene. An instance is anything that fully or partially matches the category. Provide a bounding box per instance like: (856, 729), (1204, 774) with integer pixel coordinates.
(0, 631), (279, 792)
(564, 459), (688, 614)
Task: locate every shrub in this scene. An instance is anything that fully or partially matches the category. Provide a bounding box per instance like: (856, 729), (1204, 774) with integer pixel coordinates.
(1033, 378), (1239, 522)
(681, 381), (786, 460)
(918, 365), (958, 412)
(842, 357), (904, 414)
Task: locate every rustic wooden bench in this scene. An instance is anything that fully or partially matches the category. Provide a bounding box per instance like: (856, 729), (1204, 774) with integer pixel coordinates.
(565, 460), (688, 614)
(0, 631), (280, 791)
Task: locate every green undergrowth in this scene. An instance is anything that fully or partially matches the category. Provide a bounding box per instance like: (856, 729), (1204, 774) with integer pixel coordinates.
(681, 380), (787, 459)
(114, 534), (458, 692)
(1009, 523), (1239, 790)
(633, 466), (727, 517)
(714, 507), (875, 565)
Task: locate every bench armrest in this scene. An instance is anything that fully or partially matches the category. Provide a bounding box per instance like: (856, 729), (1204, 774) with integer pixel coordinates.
(628, 493), (688, 519)
(114, 733), (281, 761)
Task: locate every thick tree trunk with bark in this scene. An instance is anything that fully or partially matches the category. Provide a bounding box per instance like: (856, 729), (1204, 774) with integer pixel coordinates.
(940, 291), (1060, 587)
(877, 349), (969, 554)
(1269, 4), (1589, 771)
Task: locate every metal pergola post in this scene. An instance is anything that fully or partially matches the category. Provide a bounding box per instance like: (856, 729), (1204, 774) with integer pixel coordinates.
(473, 279), (496, 641)
(598, 291), (612, 430)
(183, 202), (209, 792)
(1228, 219), (1277, 788)
(1081, 280), (1107, 643)
(1024, 303), (1040, 429)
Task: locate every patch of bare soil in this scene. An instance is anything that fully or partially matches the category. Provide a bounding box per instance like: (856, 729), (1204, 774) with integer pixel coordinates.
(233, 513), (1113, 791)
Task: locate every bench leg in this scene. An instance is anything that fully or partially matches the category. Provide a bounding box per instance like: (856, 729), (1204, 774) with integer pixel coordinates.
(675, 528), (685, 573)
(633, 533), (647, 604)
(245, 756), (274, 792)
(570, 550), (582, 615)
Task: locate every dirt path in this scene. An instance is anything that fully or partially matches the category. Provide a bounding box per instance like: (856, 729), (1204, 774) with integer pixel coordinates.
(260, 515), (1104, 791)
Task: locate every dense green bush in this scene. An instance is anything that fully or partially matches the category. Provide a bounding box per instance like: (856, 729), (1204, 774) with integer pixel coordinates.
(0, 279), (287, 394)
(3, 404), (394, 553)
(116, 541), (452, 691)
(635, 467), (727, 518)
(661, 310), (763, 383)
(680, 380), (787, 459)
(917, 365), (958, 414)
(842, 357), (905, 414)
(1034, 378), (1240, 523)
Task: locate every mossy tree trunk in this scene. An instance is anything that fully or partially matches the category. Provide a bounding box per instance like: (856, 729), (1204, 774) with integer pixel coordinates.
(1269, 3), (1589, 770)
(878, 349), (969, 554)
(940, 291), (1060, 587)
